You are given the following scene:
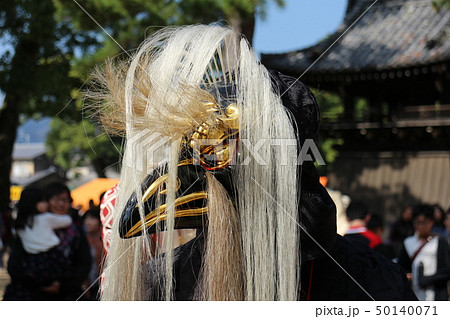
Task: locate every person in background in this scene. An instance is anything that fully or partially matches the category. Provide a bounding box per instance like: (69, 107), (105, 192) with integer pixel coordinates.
(389, 205), (415, 259)
(398, 204), (450, 300)
(4, 183), (91, 300)
(344, 201), (381, 249)
(82, 209), (104, 300)
(45, 183), (92, 300)
(444, 208), (450, 247)
(14, 188), (72, 255)
(431, 204), (446, 237)
(367, 214), (394, 260)
(4, 188), (72, 300)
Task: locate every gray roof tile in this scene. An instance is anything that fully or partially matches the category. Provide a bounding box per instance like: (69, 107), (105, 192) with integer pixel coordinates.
(262, 0), (450, 73)
(12, 143), (46, 160)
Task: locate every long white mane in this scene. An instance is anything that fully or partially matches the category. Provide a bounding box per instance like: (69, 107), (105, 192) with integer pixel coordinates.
(95, 24), (300, 301)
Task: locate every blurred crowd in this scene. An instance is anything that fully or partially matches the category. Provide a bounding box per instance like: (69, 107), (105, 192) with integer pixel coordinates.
(0, 182), (449, 301)
(343, 202), (450, 301)
(0, 183), (104, 300)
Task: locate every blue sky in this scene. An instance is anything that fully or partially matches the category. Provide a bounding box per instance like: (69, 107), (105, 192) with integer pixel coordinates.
(254, 0), (347, 54)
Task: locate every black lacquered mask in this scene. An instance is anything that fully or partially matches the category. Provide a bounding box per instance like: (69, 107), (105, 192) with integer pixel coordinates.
(119, 90), (239, 239)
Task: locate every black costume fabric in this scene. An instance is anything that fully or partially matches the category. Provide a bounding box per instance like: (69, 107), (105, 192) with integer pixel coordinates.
(344, 233), (370, 247)
(268, 70), (337, 261)
(155, 233), (415, 301)
(304, 235), (416, 300)
(144, 72), (416, 301)
(3, 224), (91, 301)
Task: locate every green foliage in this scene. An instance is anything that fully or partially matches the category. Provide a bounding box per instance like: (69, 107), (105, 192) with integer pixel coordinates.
(46, 117), (122, 174)
(313, 89), (344, 122)
(45, 0), (285, 177)
(53, 0), (285, 80)
(433, 0), (450, 10)
(320, 138), (343, 167)
(0, 0), (286, 209)
(0, 0), (97, 118)
(316, 137), (343, 176)
(0, 0), (94, 209)
(216, 0), (285, 20)
(354, 97), (369, 122)
(2, 0), (285, 182)
(312, 89), (345, 176)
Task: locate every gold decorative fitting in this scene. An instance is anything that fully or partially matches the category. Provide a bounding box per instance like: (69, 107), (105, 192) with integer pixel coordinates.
(139, 175), (181, 204)
(120, 98), (240, 238)
(188, 102), (240, 170)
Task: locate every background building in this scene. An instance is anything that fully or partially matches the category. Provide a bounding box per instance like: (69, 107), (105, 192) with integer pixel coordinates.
(262, 0), (450, 223)
(10, 143), (65, 201)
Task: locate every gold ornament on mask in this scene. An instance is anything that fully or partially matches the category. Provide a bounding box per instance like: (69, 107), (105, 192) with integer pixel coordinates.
(189, 102), (239, 171)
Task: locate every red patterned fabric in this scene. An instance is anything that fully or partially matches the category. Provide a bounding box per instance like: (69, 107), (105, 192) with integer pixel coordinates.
(100, 184), (118, 255)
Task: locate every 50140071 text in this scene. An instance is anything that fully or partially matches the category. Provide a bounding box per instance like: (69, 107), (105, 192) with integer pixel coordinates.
(375, 305), (437, 316)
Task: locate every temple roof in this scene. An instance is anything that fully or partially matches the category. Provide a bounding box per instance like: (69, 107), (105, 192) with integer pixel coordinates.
(12, 143), (46, 160)
(261, 0), (450, 74)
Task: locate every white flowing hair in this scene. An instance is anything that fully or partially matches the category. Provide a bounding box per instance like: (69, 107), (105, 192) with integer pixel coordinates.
(95, 24), (300, 301)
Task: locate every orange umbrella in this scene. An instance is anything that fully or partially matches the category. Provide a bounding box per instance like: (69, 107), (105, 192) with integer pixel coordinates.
(71, 178), (119, 212)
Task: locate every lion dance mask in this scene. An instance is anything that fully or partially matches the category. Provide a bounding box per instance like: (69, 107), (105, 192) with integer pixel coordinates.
(90, 25), (301, 301)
